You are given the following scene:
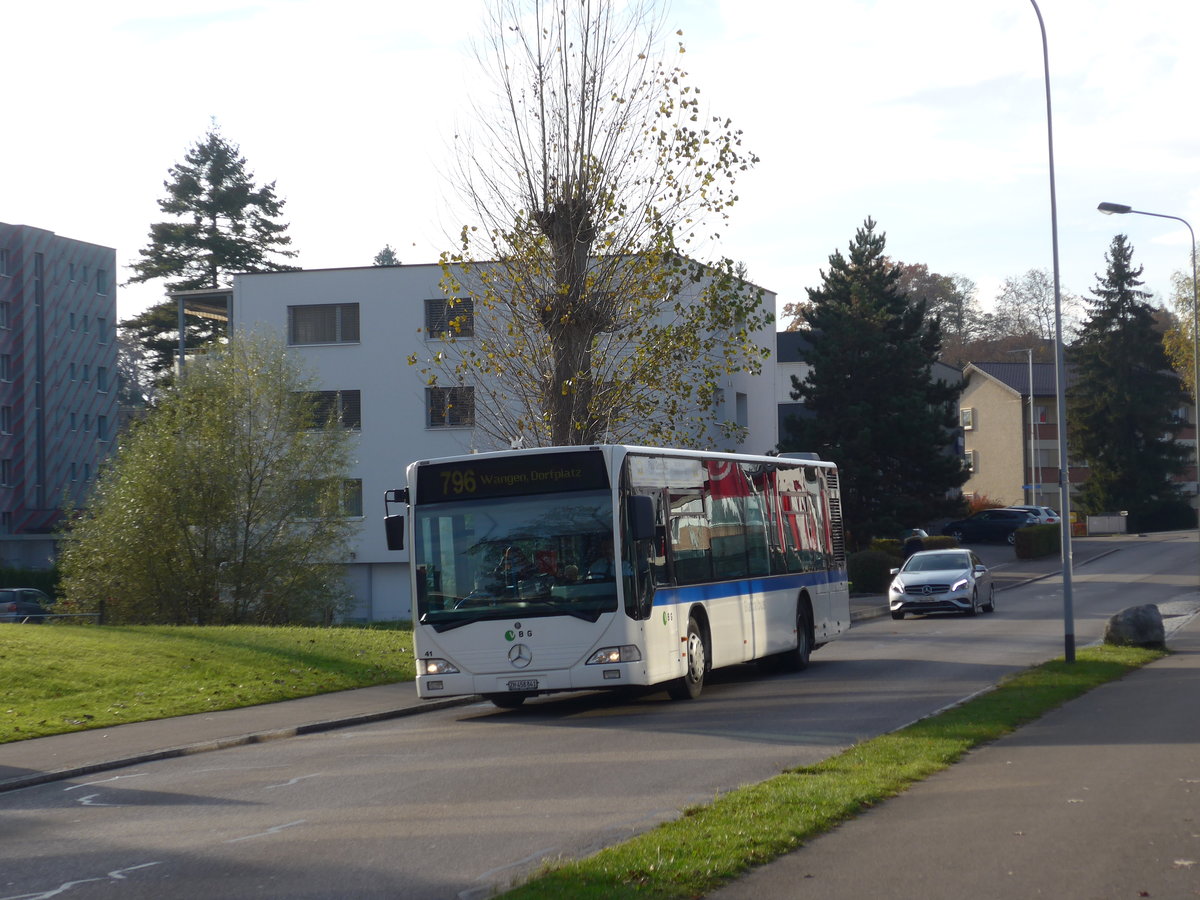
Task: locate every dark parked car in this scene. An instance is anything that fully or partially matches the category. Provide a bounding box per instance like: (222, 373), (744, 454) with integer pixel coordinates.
(0, 588), (54, 623)
(941, 508), (1036, 545)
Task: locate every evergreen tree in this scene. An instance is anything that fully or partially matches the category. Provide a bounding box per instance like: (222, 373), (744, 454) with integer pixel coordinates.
(128, 126), (298, 291)
(118, 299), (225, 384)
(1067, 234), (1189, 521)
(781, 219), (967, 548)
(373, 245), (401, 266)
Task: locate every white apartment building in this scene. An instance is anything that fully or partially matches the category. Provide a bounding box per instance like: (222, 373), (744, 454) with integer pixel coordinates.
(229, 263), (779, 622)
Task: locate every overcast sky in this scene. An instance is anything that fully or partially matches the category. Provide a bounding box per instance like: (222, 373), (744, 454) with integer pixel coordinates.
(6, 0), (1200, 330)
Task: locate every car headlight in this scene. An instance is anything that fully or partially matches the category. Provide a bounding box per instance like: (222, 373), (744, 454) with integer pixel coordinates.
(951, 578), (969, 592)
(418, 658), (460, 676)
(889, 582), (905, 594)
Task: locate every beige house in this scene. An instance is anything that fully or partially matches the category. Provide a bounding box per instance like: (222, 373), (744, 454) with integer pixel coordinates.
(959, 360), (1198, 513)
(959, 361), (1074, 510)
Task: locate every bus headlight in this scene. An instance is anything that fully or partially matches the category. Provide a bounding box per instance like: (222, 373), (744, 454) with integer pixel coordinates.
(419, 658), (460, 676)
(586, 645), (642, 665)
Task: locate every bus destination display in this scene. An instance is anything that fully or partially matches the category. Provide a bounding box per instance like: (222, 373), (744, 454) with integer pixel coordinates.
(415, 450), (610, 503)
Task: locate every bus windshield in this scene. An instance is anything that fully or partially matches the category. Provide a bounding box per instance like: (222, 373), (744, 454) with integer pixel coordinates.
(412, 489), (619, 632)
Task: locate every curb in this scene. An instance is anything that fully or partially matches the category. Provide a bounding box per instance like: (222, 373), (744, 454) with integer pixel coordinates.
(0, 696), (474, 794)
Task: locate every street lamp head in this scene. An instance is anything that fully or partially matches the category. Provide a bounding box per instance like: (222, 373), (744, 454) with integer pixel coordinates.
(1098, 202), (1132, 215)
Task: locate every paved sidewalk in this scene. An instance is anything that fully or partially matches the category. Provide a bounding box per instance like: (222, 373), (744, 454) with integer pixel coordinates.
(708, 608), (1200, 900)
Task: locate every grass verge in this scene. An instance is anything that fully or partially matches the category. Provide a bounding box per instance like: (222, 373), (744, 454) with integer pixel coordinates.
(0, 624), (415, 743)
(498, 643), (1166, 899)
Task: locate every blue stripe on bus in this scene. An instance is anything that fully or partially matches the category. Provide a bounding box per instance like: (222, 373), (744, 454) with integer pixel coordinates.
(650, 570), (848, 607)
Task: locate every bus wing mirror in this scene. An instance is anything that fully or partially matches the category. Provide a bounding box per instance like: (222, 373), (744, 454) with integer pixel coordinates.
(627, 495), (655, 542)
(385, 515), (405, 551)
(384, 488), (409, 551)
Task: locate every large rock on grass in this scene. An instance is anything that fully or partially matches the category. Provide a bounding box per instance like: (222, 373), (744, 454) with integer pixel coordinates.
(1103, 604), (1165, 649)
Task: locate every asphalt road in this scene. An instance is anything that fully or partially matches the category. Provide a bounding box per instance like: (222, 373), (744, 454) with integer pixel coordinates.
(1, 533), (1195, 900)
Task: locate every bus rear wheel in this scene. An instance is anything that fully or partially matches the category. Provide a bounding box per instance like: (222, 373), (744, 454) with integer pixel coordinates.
(782, 605), (812, 672)
(667, 616), (707, 700)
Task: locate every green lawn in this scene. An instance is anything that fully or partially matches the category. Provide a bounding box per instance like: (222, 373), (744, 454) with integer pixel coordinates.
(0, 623), (415, 743)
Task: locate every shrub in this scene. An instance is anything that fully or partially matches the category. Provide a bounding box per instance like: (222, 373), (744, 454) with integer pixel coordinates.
(1129, 500), (1197, 533)
(870, 538), (902, 559)
(967, 493), (1007, 514)
(848, 550), (898, 594)
(1014, 524), (1059, 559)
(921, 535), (959, 550)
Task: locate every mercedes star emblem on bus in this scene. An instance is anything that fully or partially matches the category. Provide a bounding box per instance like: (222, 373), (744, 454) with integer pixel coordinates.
(508, 644), (532, 668)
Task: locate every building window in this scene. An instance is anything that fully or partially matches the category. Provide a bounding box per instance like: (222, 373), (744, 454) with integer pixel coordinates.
(83, 414), (90, 432)
(306, 389), (361, 429)
(0, 355), (11, 382)
(68, 262), (76, 282)
(343, 479), (364, 517)
(0, 512), (10, 534)
(427, 386), (475, 428)
(70, 463), (77, 482)
(288, 303), (360, 345)
(1, 459), (11, 487)
(1033, 405), (1048, 425)
(0, 406), (10, 434)
(96, 270), (109, 295)
(0, 248), (8, 277)
(963, 450), (978, 474)
(97, 367), (108, 393)
(83, 316), (89, 334)
(97, 317), (108, 345)
(97, 416), (109, 442)
(82, 365), (90, 384)
(0, 303), (8, 329)
(960, 408), (975, 430)
(296, 478), (364, 518)
(69, 312), (76, 331)
(70, 412), (77, 431)
(424, 298), (475, 338)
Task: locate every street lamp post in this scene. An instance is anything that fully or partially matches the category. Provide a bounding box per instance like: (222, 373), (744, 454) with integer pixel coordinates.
(1097, 201), (1200, 581)
(1030, 0), (1075, 662)
(1008, 348), (1038, 505)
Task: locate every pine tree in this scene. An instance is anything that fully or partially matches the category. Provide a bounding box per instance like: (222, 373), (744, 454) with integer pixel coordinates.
(373, 245), (401, 266)
(1067, 234), (1189, 522)
(128, 126), (297, 291)
(781, 219), (967, 548)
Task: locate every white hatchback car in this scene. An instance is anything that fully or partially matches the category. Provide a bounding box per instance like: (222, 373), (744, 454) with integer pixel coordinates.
(1004, 505), (1061, 525)
(888, 549), (994, 619)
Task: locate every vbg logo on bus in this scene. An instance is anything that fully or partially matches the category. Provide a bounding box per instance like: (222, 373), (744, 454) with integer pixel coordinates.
(505, 623), (534, 641)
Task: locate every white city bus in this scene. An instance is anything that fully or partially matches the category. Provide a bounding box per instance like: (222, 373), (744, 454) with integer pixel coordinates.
(384, 445), (849, 707)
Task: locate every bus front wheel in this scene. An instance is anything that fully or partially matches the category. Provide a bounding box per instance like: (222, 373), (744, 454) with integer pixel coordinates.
(486, 692), (529, 709)
(667, 616), (707, 700)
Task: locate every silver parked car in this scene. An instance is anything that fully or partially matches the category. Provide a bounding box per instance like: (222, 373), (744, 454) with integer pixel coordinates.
(888, 549), (994, 619)
(1004, 505), (1061, 525)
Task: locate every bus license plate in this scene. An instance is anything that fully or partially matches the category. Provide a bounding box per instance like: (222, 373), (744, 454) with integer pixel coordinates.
(507, 679), (538, 692)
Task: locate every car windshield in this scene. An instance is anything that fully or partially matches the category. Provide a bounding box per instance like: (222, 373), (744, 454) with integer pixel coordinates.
(411, 490), (621, 632)
(903, 552), (970, 572)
